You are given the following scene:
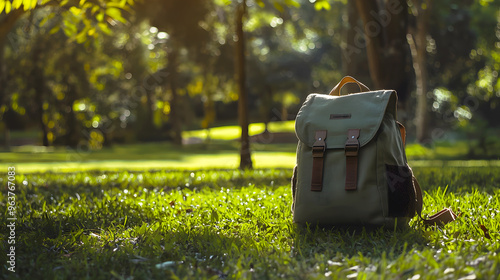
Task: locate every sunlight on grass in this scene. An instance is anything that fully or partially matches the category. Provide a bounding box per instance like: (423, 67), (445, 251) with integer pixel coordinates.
(1, 152), (297, 173)
(183, 120), (295, 140)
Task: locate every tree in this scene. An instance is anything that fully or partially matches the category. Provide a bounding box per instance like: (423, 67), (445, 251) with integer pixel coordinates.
(231, 0), (307, 169)
(407, 0), (432, 142)
(0, 8), (24, 147)
(0, 0), (133, 147)
(351, 0), (411, 100)
(135, 0), (211, 145)
(235, 0), (252, 169)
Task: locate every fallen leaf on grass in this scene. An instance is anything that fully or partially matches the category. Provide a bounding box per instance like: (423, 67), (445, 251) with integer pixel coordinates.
(479, 224), (491, 239)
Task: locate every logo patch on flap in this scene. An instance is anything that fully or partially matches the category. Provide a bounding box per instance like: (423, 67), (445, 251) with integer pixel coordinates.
(330, 114), (351, 119)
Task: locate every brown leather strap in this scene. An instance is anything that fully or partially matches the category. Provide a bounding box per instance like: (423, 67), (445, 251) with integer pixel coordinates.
(413, 175), (457, 226)
(329, 76), (370, 96)
(345, 129), (360, 191)
(397, 121), (406, 146)
(311, 130), (327, 192)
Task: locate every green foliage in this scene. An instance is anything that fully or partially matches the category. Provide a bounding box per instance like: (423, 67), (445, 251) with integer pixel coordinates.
(1, 0), (499, 151)
(0, 0), (133, 40)
(0, 167), (499, 279)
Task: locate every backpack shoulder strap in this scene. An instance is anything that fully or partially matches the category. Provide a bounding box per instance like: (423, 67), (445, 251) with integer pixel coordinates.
(413, 175), (457, 226)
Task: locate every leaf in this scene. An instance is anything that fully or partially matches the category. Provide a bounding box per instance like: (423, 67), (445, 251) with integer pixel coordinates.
(284, 0), (300, 8)
(314, 0), (331, 10)
(96, 12), (104, 22)
(105, 7), (122, 20)
(49, 25), (60, 35)
(479, 224), (491, 239)
(62, 18), (77, 36)
(38, 13), (55, 27)
(273, 2), (284, 13)
(98, 22), (112, 35)
(105, 6), (127, 23)
(13, 0), (23, 9)
(69, 6), (81, 16)
(5, 0), (11, 13)
(90, 5), (99, 15)
(75, 28), (88, 44)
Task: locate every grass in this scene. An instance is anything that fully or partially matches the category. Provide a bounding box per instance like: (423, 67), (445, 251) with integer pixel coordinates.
(2, 120), (499, 173)
(0, 120), (299, 172)
(1, 167), (499, 279)
(0, 152), (297, 173)
(182, 121), (296, 140)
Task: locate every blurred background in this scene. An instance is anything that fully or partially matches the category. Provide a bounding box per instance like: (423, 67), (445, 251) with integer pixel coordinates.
(0, 0), (499, 169)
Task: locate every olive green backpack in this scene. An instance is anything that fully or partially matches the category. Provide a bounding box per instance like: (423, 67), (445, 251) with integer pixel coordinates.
(291, 76), (456, 227)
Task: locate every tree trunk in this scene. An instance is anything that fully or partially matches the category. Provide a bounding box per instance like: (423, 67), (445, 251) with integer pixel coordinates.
(408, 0), (431, 143)
(353, 0), (410, 101)
(168, 46), (183, 146)
(236, 0), (253, 169)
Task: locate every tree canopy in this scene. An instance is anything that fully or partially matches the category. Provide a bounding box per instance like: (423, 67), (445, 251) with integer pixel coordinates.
(0, 0), (498, 160)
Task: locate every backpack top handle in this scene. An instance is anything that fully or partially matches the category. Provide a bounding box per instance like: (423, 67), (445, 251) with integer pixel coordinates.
(329, 76), (370, 96)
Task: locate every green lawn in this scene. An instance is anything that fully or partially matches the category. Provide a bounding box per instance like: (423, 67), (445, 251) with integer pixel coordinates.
(1, 121), (299, 172)
(2, 120), (498, 174)
(0, 142), (297, 172)
(1, 167), (499, 279)
(182, 121), (296, 140)
(1, 121), (500, 278)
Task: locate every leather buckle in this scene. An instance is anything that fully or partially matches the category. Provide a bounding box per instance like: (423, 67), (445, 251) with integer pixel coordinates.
(312, 146), (325, 157)
(345, 143), (359, 156)
(345, 129), (360, 156)
(312, 130), (327, 157)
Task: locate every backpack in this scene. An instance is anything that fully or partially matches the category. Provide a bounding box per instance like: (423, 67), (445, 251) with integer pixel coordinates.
(291, 76), (456, 227)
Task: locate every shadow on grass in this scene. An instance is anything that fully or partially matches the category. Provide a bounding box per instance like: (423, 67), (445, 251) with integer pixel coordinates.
(292, 224), (428, 258)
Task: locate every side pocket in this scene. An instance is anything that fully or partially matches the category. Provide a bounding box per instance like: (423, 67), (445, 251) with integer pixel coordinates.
(386, 164), (416, 217)
(291, 165), (298, 214)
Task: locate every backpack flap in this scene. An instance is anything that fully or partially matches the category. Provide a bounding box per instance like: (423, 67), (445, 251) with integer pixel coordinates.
(295, 90), (398, 150)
